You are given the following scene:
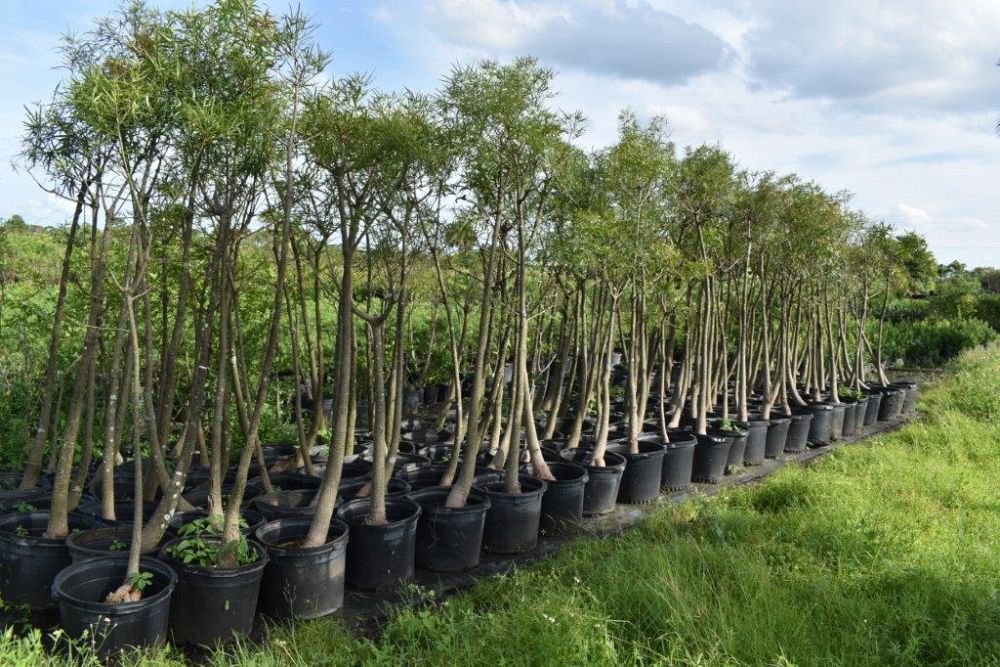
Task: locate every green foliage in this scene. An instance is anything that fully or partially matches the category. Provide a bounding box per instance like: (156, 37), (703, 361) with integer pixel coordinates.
(108, 539), (127, 551)
(166, 533), (257, 570)
(127, 571), (153, 592)
(880, 318), (996, 368)
(167, 515), (256, 568)
(974, 293), (1000, 331)
(929, 273), (983, 319)
(895, 231), (939, 294)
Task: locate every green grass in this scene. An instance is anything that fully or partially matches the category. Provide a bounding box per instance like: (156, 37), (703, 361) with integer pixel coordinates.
(10, 346), (1000, 666)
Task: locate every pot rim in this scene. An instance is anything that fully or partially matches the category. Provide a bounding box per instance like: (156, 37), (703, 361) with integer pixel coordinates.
(255, 517), (349, 555)
(51, 555), (177, 611)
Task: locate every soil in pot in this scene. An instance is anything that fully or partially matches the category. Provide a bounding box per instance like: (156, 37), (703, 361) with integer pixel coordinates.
(255, 517), (350, 619)
(661, 430), (697, 490)
(477, 475), (547, 554)
(558, 449), (626, 516)
(52, 556), (176, 658)
(336, 497), (421, 590)
(158, 536), (267, 646)
(0, 511), (106, 611)
(408, 487), (490, 572)
(605, 441), (666, 503)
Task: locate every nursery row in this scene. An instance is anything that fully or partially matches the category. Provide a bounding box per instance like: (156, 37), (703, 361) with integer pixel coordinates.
(0, 379), (915, 654)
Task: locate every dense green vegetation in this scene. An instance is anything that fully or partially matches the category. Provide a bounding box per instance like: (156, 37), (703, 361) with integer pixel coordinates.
(881, 241), (999, 367)
(3, 344), (997, 665)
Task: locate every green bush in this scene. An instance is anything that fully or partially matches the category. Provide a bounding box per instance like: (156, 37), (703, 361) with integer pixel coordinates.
(974, 293), (1000, 331)
(880, 318), (996, 368)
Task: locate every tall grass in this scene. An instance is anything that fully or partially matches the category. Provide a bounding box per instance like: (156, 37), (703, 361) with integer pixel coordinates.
(9, 346), (1000, 665)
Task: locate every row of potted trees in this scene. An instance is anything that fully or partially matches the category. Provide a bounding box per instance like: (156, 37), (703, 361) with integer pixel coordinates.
(0, 379), (915, 654)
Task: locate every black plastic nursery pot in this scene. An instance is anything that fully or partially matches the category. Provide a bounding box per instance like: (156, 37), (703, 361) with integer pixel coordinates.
(246, 472), (321, 496)
(255, 489), (320, 520)
(255, 517), (350, 619)
(660, 430), (697, 490)
(478, 475), (547, 554)
(363, 451), (431, 467)
(691, 432), (732, 483)
(394, 462), (498, 492)
(829, 403), (847, 441)
(840, 399), (858, 437)
(417, 443), (457, 463)
(852, 397), (870, 433)
(336, 497), (421, 590)
(401, 428), (454, 445)
(52, 556), (176, 658)
(805, 403), (833, 446)
(408, 487), (490, 572)
(340, 456), (373, 481)
(877, 386), (905, 421)
(158, 537), (268, 646)
(721, 429), (749, 471)
(66, 527), (160, 564)
(0, 473), (50, 506)
(77, 500), (157, 527)
(0, 511), (106, 610)
(741, 419), (769, 466)
(558, 449), (626, 516)
(338, 477), (412, 504)
(784, 412), (813, 453)
(606, 441), (666, 503)
(893, 380), (918, 414)
(260, 443), (299, 468)
(392, 463), (448, 490)
(532, 462), (588, 533)
(764, 417), (791, 458)
(863, 391), (882, 427)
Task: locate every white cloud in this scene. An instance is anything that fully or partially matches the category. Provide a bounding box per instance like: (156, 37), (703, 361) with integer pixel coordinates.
(424, 0), (732, 86)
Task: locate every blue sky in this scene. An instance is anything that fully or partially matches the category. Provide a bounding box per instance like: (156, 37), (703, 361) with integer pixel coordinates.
(1, 0), (999, 267)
